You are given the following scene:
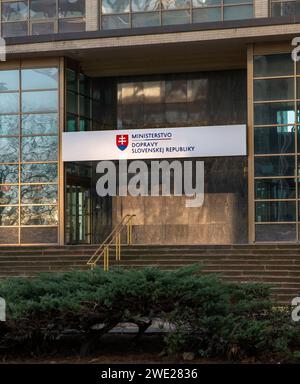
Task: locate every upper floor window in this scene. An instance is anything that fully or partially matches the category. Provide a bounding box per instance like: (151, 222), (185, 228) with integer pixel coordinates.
(270, 0), (297, 17)
(100, 0), (254, 30)
(1, 0), (86, 37)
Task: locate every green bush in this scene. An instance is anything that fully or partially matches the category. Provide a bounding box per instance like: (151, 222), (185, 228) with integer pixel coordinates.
(0, 265), (299, 360)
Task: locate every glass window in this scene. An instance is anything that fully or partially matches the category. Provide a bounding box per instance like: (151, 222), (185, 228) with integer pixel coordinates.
(132, 0), (160, 12)
(2, 21), (28, 37)
(22, 113), (58, 135)
(255, 179), (296, 200)
(102, 15), (130, 29)
(58, 19), (85, 32)
(256, 224), (296, 242)
(193, 8), (221, 23)
(255, 156), (295, 177)
(0, 206), (18, 226)
(132, 12), (160, 27)
(66, 69), (77, 92)
(30, 0), (56, 19)
(21, 184), (58, 204)
(22, 136), (58, 162)
(2, 1), (28, 21)
(22, 90), (58, 112)
(32, 22), (55, 35)
(254, 54), (294, 78)
(0, 115), (19, 136)
(0, 93), (19, 114)
(271, 1), (296, 17)
(162, 10), (190, 25)
(21, 205), (58, 225)
(0, 137), (19, 163)
(102, 0), (130, 14)
(0, 164), (19, 184)
(254, 78), (294, 101)
(0, 185), (19, 205)
(58, 0), (85, 17)
(254, 102), (295, 125)
(0, 70), (19, 91)
(22, 68), (58, 90)
(21, 163), (58, 183)
(254, 126), (295, 154)
(255, 201), (296, 222)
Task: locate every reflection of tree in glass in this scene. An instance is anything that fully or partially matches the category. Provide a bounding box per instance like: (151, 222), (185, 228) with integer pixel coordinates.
(59, 0), (85, 17)
(132, 0), (160, 11)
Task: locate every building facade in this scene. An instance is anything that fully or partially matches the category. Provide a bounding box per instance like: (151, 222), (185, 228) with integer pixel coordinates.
(0, 0), (300, 246)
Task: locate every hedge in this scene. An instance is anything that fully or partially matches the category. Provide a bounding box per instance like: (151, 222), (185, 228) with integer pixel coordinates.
(0, 265), (299, 361)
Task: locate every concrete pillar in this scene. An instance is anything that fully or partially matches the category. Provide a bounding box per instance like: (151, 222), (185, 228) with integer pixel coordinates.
(86, 0), (99, 31)
(254, 0), (269, 18)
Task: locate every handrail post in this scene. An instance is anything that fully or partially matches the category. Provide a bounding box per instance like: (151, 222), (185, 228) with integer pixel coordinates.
(104, 246), (109, 271)
(115, 233), (121, 261)
(127, 218), (133, 245)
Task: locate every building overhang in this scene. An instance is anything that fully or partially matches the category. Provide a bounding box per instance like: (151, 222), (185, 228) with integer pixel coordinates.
(3, 17), (300, 76)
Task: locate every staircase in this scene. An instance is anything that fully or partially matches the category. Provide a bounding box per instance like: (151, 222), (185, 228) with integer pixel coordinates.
(0, 244), (300, 303)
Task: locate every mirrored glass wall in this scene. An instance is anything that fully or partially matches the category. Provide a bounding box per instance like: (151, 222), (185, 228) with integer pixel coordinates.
(253, 52), (300, 242)
(0, 0), (85, 37)
(0, 65), (59, 244)
(100, 0), (254, 30)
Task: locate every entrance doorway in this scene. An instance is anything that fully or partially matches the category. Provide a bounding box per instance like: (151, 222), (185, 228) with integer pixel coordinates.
(65, 184), (91, 244)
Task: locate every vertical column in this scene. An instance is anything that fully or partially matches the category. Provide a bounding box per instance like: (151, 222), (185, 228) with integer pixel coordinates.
(86, 0), (99, 31)
(254, 0), (269, 18)
(247, 44), (255, 244)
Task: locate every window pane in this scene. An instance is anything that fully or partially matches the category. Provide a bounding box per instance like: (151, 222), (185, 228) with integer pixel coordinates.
(0, 115), (19, 136)
(132, 0), (160, 12)
(0, 93), (19, 114)
(132, 12), (160, 27)
(66, 114), (77, 132)
(102, 0), (129, 13)
(224, 5), (253, 20)
(32, 22), (55, 35)
(2, 1), (28, 21)
(22, 136), (58, 162)
(21, 163), (58, 183)
(0, 206), (18, 226)
(256, 224), (296, 242)
(21, 205), (58, 225)
(2, 21), (28, 37)
(0, 164), (19, 184)
(66, 69), (77, 92)
(22, 68), (58, 90)
(255, 179), (296, 199)
(22, 91), (58, 112)
(162, 0), (190, 9)
(0, 70), (19, 91)
(256, 201), (296, 222)
(21, 184), (58, 204)
(272, 2), (296, 17)
(0, 185), (18, 205)
(0, 137), (19, 163)
(30, 0), (56, 19)
(254, 78), (294, 101)
(193, 8), (221, 23)
(67, 92), (78, 114)
(58, 0), (85, 17)
(254, 102), (295, 125)
(22, 113), (58, 135)
(162, 10), (190, 25)
(102, 15), (130, 29)
(254, 54), (294, 78)
(255, 156), (295, 177)
(58, 19), (85, 33)
(254, 126), (295, 154)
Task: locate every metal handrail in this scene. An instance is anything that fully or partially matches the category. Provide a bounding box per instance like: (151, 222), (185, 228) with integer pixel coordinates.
(87, 214), (135, 270)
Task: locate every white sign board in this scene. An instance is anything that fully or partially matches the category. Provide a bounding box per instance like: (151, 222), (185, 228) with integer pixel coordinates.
(62, 125), (247, 162)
